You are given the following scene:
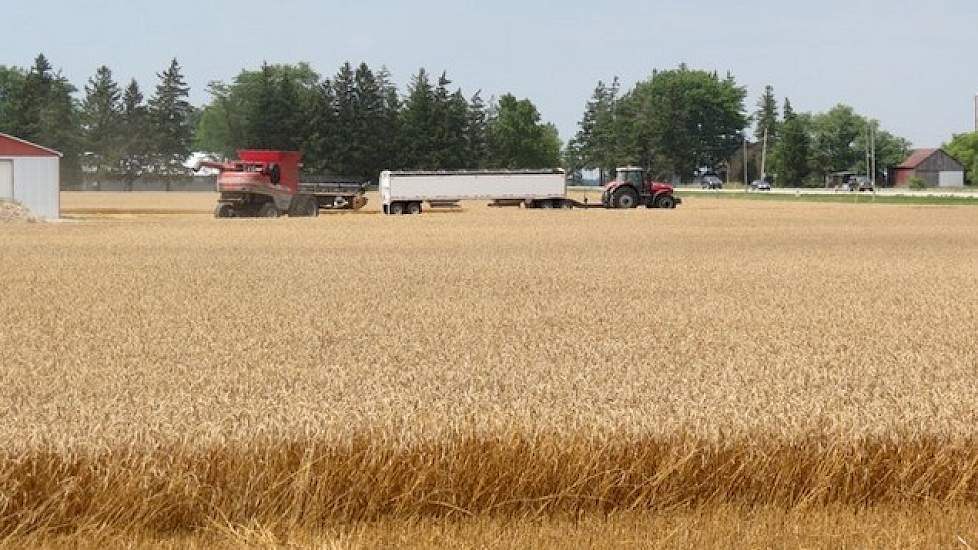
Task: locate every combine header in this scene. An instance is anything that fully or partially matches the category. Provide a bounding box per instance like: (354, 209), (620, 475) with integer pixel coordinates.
(200, 150), (368, 218)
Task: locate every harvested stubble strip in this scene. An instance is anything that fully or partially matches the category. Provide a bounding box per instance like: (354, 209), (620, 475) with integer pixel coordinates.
(3, 433), (978, 537)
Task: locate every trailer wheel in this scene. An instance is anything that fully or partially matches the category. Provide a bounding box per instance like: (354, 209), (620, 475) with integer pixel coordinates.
(406, 202), (422, 215)
(655, 195), (677, 209)
(540, 200), (554, 209)
(613, 188), (639, 209)
(214, 203), (236, 218)
(306, 198), (320, 217)
(258, 203), (279, 218)
(389, 202), (405, 215)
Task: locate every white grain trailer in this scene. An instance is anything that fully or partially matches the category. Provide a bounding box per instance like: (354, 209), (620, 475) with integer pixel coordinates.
(380, 170), (568, 215)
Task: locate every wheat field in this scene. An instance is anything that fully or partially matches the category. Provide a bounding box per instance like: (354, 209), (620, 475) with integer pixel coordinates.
(3, 192), (978, 547)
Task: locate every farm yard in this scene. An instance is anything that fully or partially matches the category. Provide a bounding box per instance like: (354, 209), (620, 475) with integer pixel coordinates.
(4, 193), (978, 547)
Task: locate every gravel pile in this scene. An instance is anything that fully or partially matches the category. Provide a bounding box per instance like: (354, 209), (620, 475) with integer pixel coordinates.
(0, 200), (38, 223)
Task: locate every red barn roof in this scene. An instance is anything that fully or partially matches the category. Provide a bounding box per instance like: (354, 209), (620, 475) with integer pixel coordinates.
(0, 133), (62, 157)
(896, 148), (938, 169)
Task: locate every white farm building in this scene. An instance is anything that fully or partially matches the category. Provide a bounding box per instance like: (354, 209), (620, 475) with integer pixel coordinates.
(0, 132), (61, 219)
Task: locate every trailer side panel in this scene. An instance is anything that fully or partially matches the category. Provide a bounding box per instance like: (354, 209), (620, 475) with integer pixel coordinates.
(381, 171), (565, 207)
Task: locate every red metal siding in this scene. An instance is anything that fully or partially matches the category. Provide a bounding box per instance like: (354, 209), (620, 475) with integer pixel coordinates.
(0, 134), (61, 157)
(893, 168), (913, 187)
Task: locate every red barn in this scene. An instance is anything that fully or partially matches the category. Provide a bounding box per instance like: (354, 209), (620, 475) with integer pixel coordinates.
(891, 148), (965, 188)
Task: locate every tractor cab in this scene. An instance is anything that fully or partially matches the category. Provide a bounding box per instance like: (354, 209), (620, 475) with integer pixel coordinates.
(616, 166), (645, 188)
(601, 166), (680, 209)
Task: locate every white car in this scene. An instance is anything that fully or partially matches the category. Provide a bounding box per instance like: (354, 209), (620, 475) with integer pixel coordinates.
(750, 180), (772, 191)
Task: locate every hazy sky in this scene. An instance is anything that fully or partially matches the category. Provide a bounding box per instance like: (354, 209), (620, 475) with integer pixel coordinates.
(4, 0), (977, 147)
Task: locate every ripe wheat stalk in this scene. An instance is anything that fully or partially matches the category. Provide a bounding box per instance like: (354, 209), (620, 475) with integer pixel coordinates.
(3, 193), (978, 544)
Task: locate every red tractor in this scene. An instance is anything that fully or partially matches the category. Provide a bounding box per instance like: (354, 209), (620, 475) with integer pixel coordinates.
(601, 166), (681, 209)
(200, 150), (368, 218)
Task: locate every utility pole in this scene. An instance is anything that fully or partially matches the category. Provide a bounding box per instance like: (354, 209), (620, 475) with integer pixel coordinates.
(974, 93), (978, 132)
(761, 127), (768, 182)
(871, 124), (876, 187)
(865, 126), (871, 181)
(744, 137), (749, 191)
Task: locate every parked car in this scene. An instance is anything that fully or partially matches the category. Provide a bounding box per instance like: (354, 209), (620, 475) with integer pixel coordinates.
(839, 175), (873, 192)
(750, 180), (771, 191)
(700, 175), (723, 189)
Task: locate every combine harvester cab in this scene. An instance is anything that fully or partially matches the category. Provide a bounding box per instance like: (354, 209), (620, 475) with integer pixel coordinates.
(203, 150), (368, 218)
(601, 166), (681, 209)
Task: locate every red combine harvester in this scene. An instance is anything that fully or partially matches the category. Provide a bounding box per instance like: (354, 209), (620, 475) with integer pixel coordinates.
(200, 150), (368, 218)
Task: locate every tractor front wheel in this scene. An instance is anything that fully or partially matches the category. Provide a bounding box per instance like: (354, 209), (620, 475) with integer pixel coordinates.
(258, 203), (280, 218)
(214, 203), (236, 218)
(655, 195), (677, 209)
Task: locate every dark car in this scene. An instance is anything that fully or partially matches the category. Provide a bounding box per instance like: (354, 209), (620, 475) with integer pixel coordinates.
(750, 180), (771, 191)
(700, 175), (723, 189)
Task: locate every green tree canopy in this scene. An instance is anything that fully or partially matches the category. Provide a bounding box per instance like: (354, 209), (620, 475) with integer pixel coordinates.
(465, 91), (490, 169)
(119, 79), (151, 188)
(5, 54), (82, 179)
(568, 77), (620, 180)
(81, 65), (123, 173)
(944, 132), (978, 184)
(773, 98), (810, 186)
(0, 66), (26, 133)
(616, 67), (747, 180)
(809, 104), (910, 181)
(754, 84), (780, 143)
(487, 94), (561, 169)
(398, 68), (436, 170)
(148, 58), (194, 173)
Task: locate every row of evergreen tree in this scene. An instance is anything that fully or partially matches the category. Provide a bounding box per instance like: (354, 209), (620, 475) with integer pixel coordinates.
(0, 54), (193, 185)
(195, 62), (561, 180)
(0, 54), (562, 184)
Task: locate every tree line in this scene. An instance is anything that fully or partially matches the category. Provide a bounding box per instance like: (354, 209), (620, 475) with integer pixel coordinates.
(0, 54), (561, 184)
(567, 67), (749, 184)
(567, 67), (927, 186)
(195, 61), (561, 180)
(3, 54), (976, 187)
(0, 55), (193, 186)
(750, 85), (912, 186)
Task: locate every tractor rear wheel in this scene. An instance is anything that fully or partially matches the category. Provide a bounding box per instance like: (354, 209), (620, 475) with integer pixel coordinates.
(406, 202), (422, 215)
(258, 203), (279, 218)
(389, 202), (405, 215)
(613, 188), (639, 209)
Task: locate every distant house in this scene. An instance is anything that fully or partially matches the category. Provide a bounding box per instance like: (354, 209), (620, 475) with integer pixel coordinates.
(890, 148), (965, 188)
